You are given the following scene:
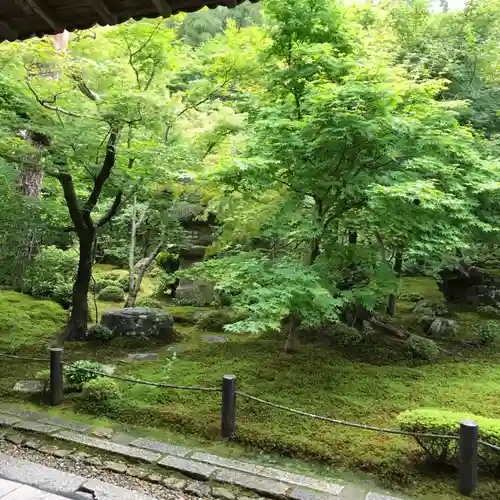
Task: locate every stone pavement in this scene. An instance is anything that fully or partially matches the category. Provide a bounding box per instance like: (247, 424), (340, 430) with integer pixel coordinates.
(0, 404), (408, 500)
(0, 477), (69, 499)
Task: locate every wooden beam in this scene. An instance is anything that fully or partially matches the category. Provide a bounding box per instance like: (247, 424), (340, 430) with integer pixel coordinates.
(89, 0), (117, 25)
(150, 0), (172, 17)
(0, 19), (18, 40)
(25, 0), (62, 32)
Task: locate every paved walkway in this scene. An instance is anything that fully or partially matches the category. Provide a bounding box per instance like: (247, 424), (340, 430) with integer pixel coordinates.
(0, 478), (68, 499)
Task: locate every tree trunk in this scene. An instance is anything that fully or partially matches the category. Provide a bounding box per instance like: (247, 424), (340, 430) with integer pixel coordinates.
(349, 231), (358, 245)
(66, 229), (94, 341)
(284, 312), (301, 353)
(386, 249), (403, 316)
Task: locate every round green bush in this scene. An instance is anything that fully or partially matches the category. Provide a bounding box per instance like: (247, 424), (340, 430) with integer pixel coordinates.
(156, 252), (180, 274)
(135, 297), (163, 309)
(64, 360), (107, 390)
(116, 274), (130, 292)
(87, 324), (114, 342)
(98, 285), (125, 302)
(398, 292), (425, 302)
(35, 369), (51, 391)
(196, 309), (237, 331)
(81, 377), (122, 413)
(92, 279), (116, 293)
(405, 334), (440, 360)
(332, 323), (363, 346)
(477, 321), (500, 346)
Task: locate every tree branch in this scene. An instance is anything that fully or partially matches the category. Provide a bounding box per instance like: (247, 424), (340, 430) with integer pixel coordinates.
(96, 190), (123, 228)
(51, 172), (85, 234)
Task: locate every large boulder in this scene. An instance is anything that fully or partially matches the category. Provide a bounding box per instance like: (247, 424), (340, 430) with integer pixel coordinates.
(428, 318), (458, 338)
(439, 265), (500, 307)
(101, 308), (174, 340)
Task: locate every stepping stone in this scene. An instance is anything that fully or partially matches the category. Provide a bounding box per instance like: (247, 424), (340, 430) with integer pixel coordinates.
(12, 380), (43, 393)
(13, 421), (59, 434)
(185, 480), (212, 497)
(167, 345), (185, 353)
(127, 353), (158, 361)
(0, 415), (20, 428)
(191, 452), (263, 475)
(127, 468), (147, 480)
(130, 438), (190, 457)
(163, 477), (186, 490)
(158, 455), (217, 480)
(147, 473), (162, 483)
(215, 469), (289, 497)
(82, 478), (161, 500)
(104, 461), (128, 474)
(39, 417), (91, 433)
(366, 494), (403, 500)
(212, 487), (236, 500)
(93, 427), (113, 439)
(201, 335), (227, 343)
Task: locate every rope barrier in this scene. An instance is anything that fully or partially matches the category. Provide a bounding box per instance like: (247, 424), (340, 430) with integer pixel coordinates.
(236, 391), (460, 440)
(479, 440), (500, 452)
(0, 353), (49, 363)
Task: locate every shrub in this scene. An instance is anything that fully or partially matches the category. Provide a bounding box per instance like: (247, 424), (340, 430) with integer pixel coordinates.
(92, 279), (117, 293)
(98, 285), (125, 302)
(156, 252), (180, 273)
(153, 273), (176, 298)
(397, 408), (500, 471)
(412, 300), (448, 317)
(477, 321), (500, 346)
(80, 377), (122, 413)
(116, 274), (130, 292)
(398, 292), (425, 302)
(23, 246), (78, 307)
(477, 305), (500, 319)
(87, 324), (114, 342)
(332, 323), (363, 346)
(35, 369), (51, 392)
(64, 360), (107, 390)
(405, 334), (439, 360)
(196, 309), (237, 331)
(135, 297), (163, 309)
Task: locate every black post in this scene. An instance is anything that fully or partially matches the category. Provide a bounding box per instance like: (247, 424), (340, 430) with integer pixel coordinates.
(49, 348), (63, 406)
(459, 420), (478, 496)
(221, 374), (236, 439)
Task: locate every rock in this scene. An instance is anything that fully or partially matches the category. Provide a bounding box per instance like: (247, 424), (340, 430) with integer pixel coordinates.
(72, 451), (90, 462)
(163, 477), (187, 490)
(39, 445), (59, 455)
(418, 315), (435, 333)
(84, 456), (103, 467)
(101, 308), (174, 340)
(429, 318), (458, 338)
(127, 352), (158, 361)
(158, 455), (217, 480)
(39, 417), (91, 433)
(185, 480), (212, 497)
(190, 452), (263, 475)
(412, 300), (447, 317)
(215, 469), (290, 497)
(93, 427), (114, 439)
(176, 278), (213, 306)
(439, 264), (500, 307)
(53, 448), (72, 458)
(201, 335), (227, 343)
(0, 415), (20, 427)
(13, 421), (59, 434)
(5, 433), (25, 446)
(23, 439), (41, 450)
(130, 438), (190, 457)
(12, 380), (44, 394)
(104, 461), (128, 474)
(127, 467), (148, 479)
(147, 473), (162, 483)
(212, 487), (237, 500)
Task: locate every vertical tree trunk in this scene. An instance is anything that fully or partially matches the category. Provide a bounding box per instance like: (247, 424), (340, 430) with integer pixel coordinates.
(66, 229), (94, 341)
(284, 312), (301, 353)
(349, 231), (358, 245)
(387, 249), (403, 316)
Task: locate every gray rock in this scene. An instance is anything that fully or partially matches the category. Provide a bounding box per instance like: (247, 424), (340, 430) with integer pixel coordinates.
(201, 335), (227, 343)
(162, 477), (186, 490)
(104, 461), (128, 474)
(5, 433), (25, 445)
(72, 451), (90, 462)
(212, 487), (237, 500)
(191, 452), (263, 475)
(53, 449), (72, 458)
(127, 468), (147, 480)
(0, 452), (85, 496)
(82, 478), (160, 500)
(167, 345), (185, 353)
(23, 439), (41, 450)
(147, 473), (162, 483)
(158, 455), (217, 480)
(93, 427), (114, 439)
(288, 487), (340, 500)
(428, 318), (458, 338)
(127, 353), (159, 361)
(365, 494), (403, 500)
(101, 308), (174, 340)
(13, 421), (59, 434)
(215, 469), (290, 497)
(54, 431), (161, 463)
(0, 415), (20, 427)
(84, 457), (103, 467)
(130, 438), (190, 457)
(261, 468), (343, 495)
(12, 380), (44, 393)
(39, 417), (91, 433)
(185, 480), (212, 497)
(0, 407), (45, 420)
(39, 446), (59, 455)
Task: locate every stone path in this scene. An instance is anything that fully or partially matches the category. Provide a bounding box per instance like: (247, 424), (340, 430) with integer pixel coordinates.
(0, 404), (408, 500)
(0, 478), (68, 499)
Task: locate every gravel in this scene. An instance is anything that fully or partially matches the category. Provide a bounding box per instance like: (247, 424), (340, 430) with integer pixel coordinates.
(0, 439), (213, 499)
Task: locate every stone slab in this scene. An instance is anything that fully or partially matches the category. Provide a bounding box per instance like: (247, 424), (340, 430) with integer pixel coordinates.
(215, 469), (290, 498)
(12, 380), (44, 394)
(0, 415), (21, 427)
(167, 346), (185, 353)
(2, 484), (68, 499)
(158, 455), (217, 480)
(0, 407), (46, 420)
(13, 421), (60, 434)
(201, 335), (227, 343)
(53, 431), (161, 463)
(82, 479), (160, 500)
(191, 452), (264, 475)
(127, 353), (159, 361)
(0, 478), (22, 496)
(365, 494), (403, 500)
(289, 487), (341, 500)
(262, 468), (343, 495)
(0, 452), (85, 496)
(130, 438), (191, 457)
(39, 417), (91, 433)
(185, 480), (212, 497)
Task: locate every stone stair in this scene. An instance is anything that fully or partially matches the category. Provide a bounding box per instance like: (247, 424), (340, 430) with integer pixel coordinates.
(0, 405), (408, 500)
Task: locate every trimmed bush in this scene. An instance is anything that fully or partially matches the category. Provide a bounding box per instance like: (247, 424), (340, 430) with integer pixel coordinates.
(412, 300), (448, 317)
(92, 279), (117, 293)
(398, 292), (425, 302)
(87, 324), (114, 342)
(332, 323), (363, 346)
(135, 297), (163, 309)
(35, 369), (51, 392)
(196, 309), (237, 331)
(405, 334), (439, 360)
(80, 377), (122, 413)
(477, 321), (500, 346)
(477, 305), (500, 319)
(397, 408), (500, 471)
(64, 360), (107, 390)
(156, 252), (180, 274)
(98, 285), (125, 302)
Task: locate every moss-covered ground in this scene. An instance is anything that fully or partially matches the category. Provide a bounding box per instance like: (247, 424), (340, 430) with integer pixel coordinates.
(0, 273), (499, 499)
